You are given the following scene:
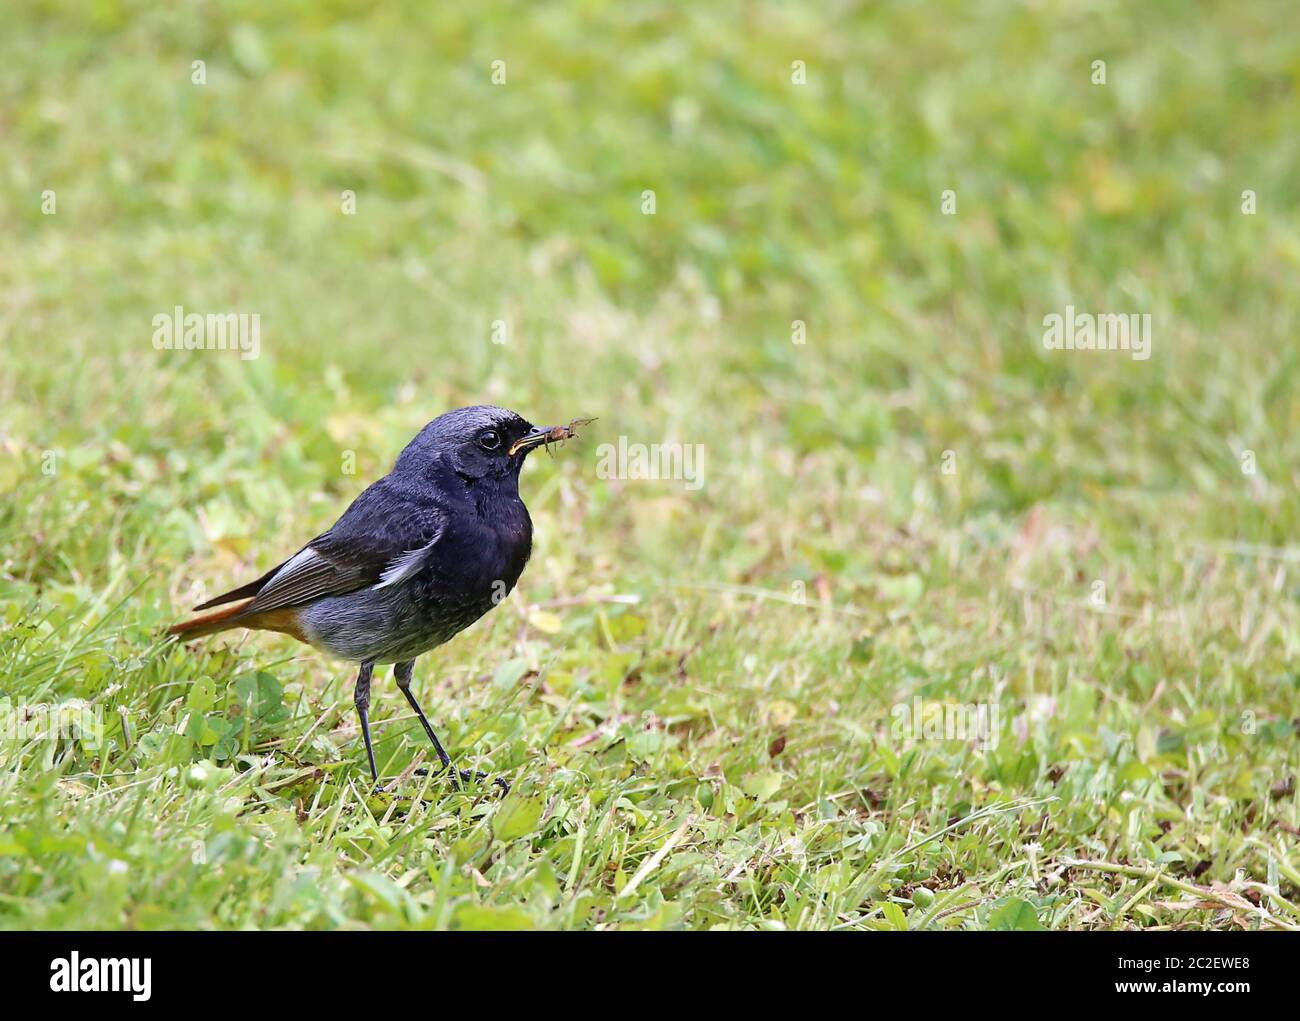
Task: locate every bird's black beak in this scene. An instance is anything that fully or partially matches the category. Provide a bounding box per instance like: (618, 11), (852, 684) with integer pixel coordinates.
(507, 426), (562, 457)
(508, 417), (596, 457)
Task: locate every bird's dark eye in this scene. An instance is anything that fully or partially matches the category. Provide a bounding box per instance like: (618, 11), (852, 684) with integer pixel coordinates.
(478, 429), (502, 451)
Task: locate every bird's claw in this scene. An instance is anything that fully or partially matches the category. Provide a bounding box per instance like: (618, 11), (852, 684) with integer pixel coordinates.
(368, 766), (509, 796)
(414, 765), (510, 795)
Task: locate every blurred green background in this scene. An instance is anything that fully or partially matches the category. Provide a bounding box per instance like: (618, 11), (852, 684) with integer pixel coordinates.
(0, 0), (1298, 930)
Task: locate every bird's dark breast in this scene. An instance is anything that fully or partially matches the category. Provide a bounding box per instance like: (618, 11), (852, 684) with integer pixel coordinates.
(408, 505), (533, 643)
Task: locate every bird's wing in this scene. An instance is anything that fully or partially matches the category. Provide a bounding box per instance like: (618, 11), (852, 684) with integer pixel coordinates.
(191, 558), (291, 610)
(232, 542), (370, 614)
(190, 481), (445, 614)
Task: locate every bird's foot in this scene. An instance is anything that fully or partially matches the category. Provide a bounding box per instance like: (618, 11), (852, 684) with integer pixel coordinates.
(414, 766), (510, 795)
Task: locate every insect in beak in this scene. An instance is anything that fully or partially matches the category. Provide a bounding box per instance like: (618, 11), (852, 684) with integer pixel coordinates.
(508, 417), (596, 457)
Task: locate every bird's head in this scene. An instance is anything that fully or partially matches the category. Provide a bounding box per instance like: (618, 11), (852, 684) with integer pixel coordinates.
(396, 405), (584, 491)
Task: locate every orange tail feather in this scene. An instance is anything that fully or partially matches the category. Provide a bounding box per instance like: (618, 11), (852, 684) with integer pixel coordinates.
(167, 600), (253, 640)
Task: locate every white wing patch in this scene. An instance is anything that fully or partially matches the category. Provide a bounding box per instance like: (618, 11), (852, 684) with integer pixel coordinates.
(252, 547), (337, 608)
(374, 535), (440, 590)
(274, 546), (324, 579)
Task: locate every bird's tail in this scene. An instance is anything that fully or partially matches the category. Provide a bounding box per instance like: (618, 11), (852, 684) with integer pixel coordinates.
(167, 600), (252, 640)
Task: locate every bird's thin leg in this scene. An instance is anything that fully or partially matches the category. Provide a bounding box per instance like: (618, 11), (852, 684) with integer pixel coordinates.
(393, 659), (452, 770)
(353, 661), (379, 790)
(394, 660), (508, 794)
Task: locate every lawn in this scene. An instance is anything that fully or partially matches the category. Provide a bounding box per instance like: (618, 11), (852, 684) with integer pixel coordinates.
(1, 0), (1298, 930)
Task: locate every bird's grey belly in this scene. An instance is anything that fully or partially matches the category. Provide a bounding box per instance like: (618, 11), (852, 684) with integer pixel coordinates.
(298, 584), (495, 664)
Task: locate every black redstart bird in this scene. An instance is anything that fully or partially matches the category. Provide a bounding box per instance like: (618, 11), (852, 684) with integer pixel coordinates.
(168, 405), (590, 792)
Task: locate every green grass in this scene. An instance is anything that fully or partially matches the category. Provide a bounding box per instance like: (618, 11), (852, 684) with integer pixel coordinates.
(1, 0), (1299, 929)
